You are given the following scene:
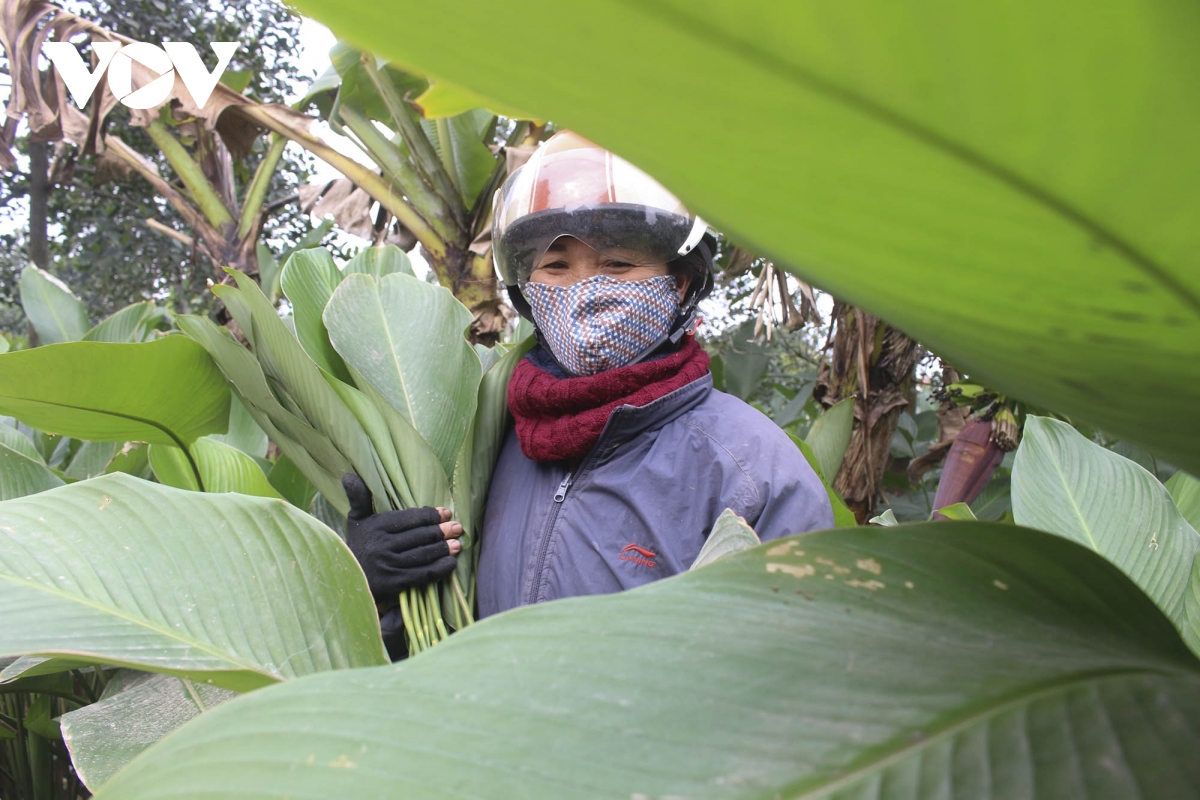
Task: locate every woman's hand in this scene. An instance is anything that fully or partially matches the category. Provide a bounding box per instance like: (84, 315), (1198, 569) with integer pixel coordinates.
(341, 474), (463, 604)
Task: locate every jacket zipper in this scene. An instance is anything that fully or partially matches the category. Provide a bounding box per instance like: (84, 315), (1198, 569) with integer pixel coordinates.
(526, 469), (572, 605)
(553, 473), (572, 502)
(526, 416), (616, 604)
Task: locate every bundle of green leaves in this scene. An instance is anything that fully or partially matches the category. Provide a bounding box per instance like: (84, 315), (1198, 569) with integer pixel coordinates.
(178, 245), (529, 653)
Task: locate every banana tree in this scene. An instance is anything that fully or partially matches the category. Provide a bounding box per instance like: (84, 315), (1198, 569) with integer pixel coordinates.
(295, 44), (543, 343)
(814, 303), (923, 522)
(0, 1), (298, 288)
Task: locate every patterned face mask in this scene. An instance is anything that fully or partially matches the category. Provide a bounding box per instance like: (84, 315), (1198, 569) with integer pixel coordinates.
(523, 274), (680, 376)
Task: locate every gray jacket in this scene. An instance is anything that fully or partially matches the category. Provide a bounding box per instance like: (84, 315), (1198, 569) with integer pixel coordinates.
(477, 373), (834, 617)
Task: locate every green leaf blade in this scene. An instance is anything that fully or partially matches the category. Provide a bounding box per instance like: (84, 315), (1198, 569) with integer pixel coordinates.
(19, 265), (89, 344)
(280, 247), (352, 383)
(804, 396), (855, 483)
(0, 474), (387, 691)
(82, 302), (157, 343)
(1167, 471), (1200, 532)
(324, 272), (481, 478)
(149, 437), (280, 498)
(93, 523), (1200, 799)
(0, 442), (64, 500)
(60, 670), (236, 793)
(0, 337), (230, 446)
(1012, 416), (1200, 634)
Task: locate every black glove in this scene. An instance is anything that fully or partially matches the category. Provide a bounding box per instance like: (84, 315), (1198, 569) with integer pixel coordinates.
(342, 474), (461, 605)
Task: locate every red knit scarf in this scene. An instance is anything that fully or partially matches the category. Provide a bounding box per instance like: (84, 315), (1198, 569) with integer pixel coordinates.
(507, 336), (711, 462)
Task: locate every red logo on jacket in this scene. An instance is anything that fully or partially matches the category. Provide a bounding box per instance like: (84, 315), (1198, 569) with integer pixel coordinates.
(619, 544), (657, 568)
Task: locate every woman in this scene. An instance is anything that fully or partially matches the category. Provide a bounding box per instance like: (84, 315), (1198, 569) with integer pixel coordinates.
(344, 132), (833, 658)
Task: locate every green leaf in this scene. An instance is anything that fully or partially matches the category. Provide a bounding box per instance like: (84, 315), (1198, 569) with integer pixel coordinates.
(175, 314), (352, 513)
(1013, 416), (1200, 648)
(267, 454), (317, 511)
(413, 80), (540, 122)
(209, 395), (269, 459)
(324, 272), (482, 478)
(19, 265), (89, 344)
(459, 336), (533, 538)
(0, 441), (64, 500)
(690, 509), (760, 569)
(869, 508), (899, 526)
(83, 301), (156, 343)
(716, 321), (768, 401)
(149, 436), (281, 498)
(280, 247), (352, 383)
(343, 244), (414, 279)
(1167, 471), (1200, 531)
(104, 442), (151, 480)
(326, 44), (428, 124)
(23, 694), (60, 740)
(93, 523), (1200, 799)
(441, 110), (499, 206)
(934, 501), (977, 521)
(790, 433), (857, 527)
(969, 474), (1012, 522)
(60, 670), (235, 793)
(0, 474), (387, 691)
(291, 0), (1200, 475)
(0, 336), (230, 447)
(0, 421), (44, 463)
(804, 396), (854, 483)
(256, 243), (282, 303)
(62, 440), (120, 481)
(218, 68), (252, 94)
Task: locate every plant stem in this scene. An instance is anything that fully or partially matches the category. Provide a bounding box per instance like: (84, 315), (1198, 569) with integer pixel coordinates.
(434, 118), (460, 199)
(428, 583), (448, 642)
(240, 105), (448, 261)
(337, 107), (460, 243)
(361, 57), (465, 226)
(451, 572), (473, 627)
(145, 120), (235, 231)
(236, 133), (287, 240)
(398, 591), (417, 655)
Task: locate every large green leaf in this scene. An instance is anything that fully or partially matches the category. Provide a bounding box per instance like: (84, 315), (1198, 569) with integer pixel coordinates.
(95, 523), (1200, 798)
(293, 0), (1200, 475)
(0, 336), (230, 447)
(0, 441), (64, 500)
(149, 436), (280, 498)
(1013, 417), (1200, 648)
(82, 301), (157, 343)
(19, 265), (89, 344)
(804, 396), (854, 483)
(60, 670), (235, 792)
(279, 248), (352, 383)
(0, 474), (387, 692)
(324, 272), (482, 478)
